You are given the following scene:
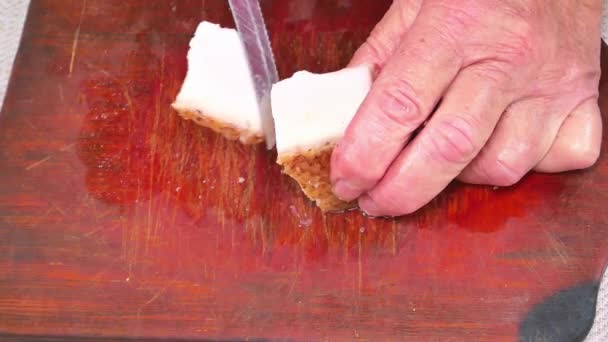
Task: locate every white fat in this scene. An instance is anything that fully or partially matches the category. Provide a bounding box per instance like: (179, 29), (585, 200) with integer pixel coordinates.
(173, 21), (274, 147)
(271, 65), (373, 155)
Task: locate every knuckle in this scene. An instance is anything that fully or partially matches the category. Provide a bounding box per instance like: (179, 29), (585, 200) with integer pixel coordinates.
(374, 79), (425, 130)
(532, 63), (600, 94)
(499, 1), (538, 20)
(424, 2), (477, 36)
(423, 115), (479, 165)
(556, 65), (600, 89)
(331, 145), (359, 177)
(458, 163), (488, 185)
(358, 36), (391, 65)
(416, 9), (467, 58)
(500, 22), (536, 65)
(499, 38), (535, 67)
(471, 6), (537, 66)
(331, 144), (382, 185)
(486, 152), (530, 186)
(472, 62), (514, 88)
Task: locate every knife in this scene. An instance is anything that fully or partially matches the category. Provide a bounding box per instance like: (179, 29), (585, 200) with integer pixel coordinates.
(228, 0), (279, 149)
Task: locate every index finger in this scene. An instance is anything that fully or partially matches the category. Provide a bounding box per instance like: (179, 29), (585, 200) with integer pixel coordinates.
(359, 67), (511, 216)
(331, 7), (463, 201)
(348, 0), (421, 68)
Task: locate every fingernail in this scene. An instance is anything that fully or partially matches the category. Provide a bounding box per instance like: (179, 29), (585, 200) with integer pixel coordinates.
(333, 180), (362, 201)
(358, 195), (380, 216)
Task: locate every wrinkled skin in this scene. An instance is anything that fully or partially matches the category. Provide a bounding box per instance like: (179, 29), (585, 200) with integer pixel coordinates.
(331, 0), (603, 217)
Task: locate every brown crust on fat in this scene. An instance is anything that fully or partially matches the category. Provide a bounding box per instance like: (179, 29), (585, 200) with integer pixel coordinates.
(172, 106), (264, 145)
(278, 144), (356, 212)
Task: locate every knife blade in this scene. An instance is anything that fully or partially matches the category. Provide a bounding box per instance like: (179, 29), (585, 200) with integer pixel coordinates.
(228, 0), (278, 149)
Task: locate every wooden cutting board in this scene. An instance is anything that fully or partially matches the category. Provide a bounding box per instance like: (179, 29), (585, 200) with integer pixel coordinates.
(1, 1), (607, 340)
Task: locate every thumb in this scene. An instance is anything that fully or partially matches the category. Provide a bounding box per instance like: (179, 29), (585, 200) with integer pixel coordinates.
(348, 0), (421, 68)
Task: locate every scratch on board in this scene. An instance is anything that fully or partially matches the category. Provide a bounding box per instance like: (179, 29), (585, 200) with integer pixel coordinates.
(69, 0), (87, 76)
(50, 202), (67, 217)
(144, 41), (166, 254)
(83, 222), (118, 238)
(358, 230), (363, 293)
(25, 142), (77, 171)
(286, 268), (301, 298)
(25, 156), (52, 171)
(58, 84), (65, 103)
(23, 119), (36, 130)
(90, 194), (99, 224)
(287, 241), (304, 297)
(543, 229), (570, 265)
(137, 281), (175, 317)
(391, 220), (397, 256)
(60, 143), (76, 152)
(96, 209), (114, 220)
(89, 257), (121, 283)
(523, 258), (547, 286)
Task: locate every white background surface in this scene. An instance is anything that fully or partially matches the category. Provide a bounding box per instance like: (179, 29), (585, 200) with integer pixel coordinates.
(1, 1), (607, 340)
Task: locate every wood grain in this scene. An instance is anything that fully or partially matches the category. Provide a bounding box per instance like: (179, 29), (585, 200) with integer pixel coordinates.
(0, 0), (607, 340)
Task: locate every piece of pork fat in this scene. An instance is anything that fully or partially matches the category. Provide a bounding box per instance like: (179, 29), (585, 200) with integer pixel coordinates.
(271, 65), (373, 212)
(172, 21), (275, 148)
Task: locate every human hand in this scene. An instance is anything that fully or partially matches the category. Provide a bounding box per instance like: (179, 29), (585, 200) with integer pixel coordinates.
(331, 0), (603, 217)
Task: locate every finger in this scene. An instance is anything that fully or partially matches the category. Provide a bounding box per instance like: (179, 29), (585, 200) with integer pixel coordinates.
(458, 98), (567, 186)
(348, 0), (422, 68)
(331, 7), (464, 201)
(358, 65), (511, 217)
(535, 98), (602, 172)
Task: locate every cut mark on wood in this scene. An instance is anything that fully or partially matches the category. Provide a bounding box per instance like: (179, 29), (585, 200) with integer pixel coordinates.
(60, 143), (76, 152)
(358, 229), (363, 293)
(543, 229), (571, 265)
(137, 281), (175, 317)
(50, 202), (67, 218)
(25, 156), (52, 171)
(83, 222), (118, 238)
(69, 0), (87, 76)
